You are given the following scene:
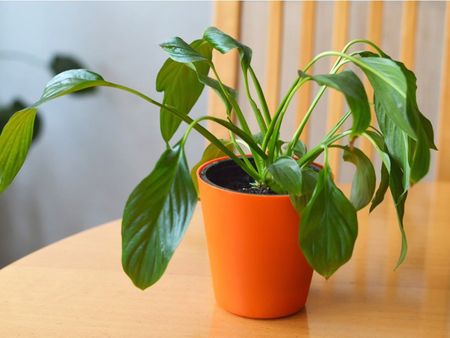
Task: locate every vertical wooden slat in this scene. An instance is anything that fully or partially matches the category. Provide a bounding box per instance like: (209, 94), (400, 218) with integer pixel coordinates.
(208, 1), (242, 139)
(326, 1), (350, 176)
(359, 0), (384, 158)
(265, 1), (284, 114)
(295, 1), (316, 145)
(400, 1), (418, 69)
(437, 3), (450, 181)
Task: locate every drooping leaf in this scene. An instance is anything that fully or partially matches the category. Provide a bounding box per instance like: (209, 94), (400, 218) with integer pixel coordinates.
(339, 146), (376, 210)
(388, 160), (408, 268)
(363, 130), (391, 171)
(375, 95), (411, 191)
(290, 165), (319, 213)
(299, 164), (358, 278)
(37, 69), (106, 104)
(157, 40), (212, 142)
(300, 70), (371, 137)
(159, 37), (209, 63)
(1, 99), (42, 142)
(121, 144), (197, 289)
(268, 157), (302, 195)
(0, 108), (37, 192)
(190, 140), (235, 193)
(370, 163), (389, 212)
(357, 57), (416, 139)
(203, 26), (252, 70)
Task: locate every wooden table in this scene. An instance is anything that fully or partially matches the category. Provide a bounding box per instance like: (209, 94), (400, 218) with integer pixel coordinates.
(1, 183), (449, 337)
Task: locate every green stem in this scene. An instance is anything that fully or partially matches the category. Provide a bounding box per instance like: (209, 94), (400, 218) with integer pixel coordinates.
(181, 116), (259, 178)
(297, 130), (352, 168)
(101, 82), (267, 174)
(243, 69), (267, 133)
(325, 110), (351, 139)
(210, 64), (252, 135)
(249, 66), (271, 124)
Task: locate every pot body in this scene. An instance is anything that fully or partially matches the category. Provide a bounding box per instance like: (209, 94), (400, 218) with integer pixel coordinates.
(197, 158), (313, 319)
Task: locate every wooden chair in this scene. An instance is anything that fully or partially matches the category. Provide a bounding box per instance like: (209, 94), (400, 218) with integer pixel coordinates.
(208, 1), (450, 181)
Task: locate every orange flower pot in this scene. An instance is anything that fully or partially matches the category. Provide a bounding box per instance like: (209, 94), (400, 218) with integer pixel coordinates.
(197, 157), (313, 319)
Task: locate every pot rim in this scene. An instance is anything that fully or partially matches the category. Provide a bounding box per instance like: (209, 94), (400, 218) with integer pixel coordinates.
(197, 156), (291, 199)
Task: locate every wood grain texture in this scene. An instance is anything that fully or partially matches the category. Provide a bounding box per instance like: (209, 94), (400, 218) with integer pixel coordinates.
(207, 1), (241, 139)
(295, 1), (316, 145)
(360, 0), (384, 158)
(1, 182), (449, 337)
(400, 1), (418, 69)
(265, 0), (284, 114)
(326, 1), (349, 177)
(438, 3), (450, 181)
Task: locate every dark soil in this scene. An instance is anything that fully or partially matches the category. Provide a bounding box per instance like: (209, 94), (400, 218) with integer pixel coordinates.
(200, 158), (278, 195)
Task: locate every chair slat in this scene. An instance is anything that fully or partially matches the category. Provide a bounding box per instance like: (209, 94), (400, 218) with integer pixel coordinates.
(295, 1), (316, 145)
(265, 1), (284, 114)
(360, 0), (384, 159)
(326, 1), (350, 177)
(400, 1), (418, 69)
(208, 1), (242, 139)
(438, 3), (450, 181)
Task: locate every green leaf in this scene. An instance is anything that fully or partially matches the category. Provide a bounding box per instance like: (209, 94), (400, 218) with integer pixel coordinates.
(1, 99), (42, 142)
(370, 163), (389, 212)
(301, 70), (371, 137)
(292, 139), (307, 158)
(38, 69), (105, 104)
(159, 37), (209, 63)
(190, 140), (234, 193)
(290, 165), (319, 213)
(388, 160), (408, 268)
(203, 26), (252, 69)
(375, 95), (411, 191)
(157, 40), (212, 142)
(268, 157), (302, 195)
(363, 130), (391, 171)
(0, 108), (37, 192)
(48, 55), (96, 96)
(121, 144), (197, 289)
(299, 164), (358, 278)
(357, 57), (416, 139)
(339, 146), (376, 210)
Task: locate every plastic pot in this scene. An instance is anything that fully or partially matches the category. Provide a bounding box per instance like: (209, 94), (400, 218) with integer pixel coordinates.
(197, 157), (313, 319)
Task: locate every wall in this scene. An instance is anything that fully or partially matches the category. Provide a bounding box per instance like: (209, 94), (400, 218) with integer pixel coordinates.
(0, 1), (212, 265)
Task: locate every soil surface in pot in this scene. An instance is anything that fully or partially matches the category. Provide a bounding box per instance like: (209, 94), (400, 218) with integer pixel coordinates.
(201, 158), (321, 195)
(201, 158), (276, 195)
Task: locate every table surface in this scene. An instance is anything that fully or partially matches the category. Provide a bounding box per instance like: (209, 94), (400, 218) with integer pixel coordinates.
(1, 182), (449, 337)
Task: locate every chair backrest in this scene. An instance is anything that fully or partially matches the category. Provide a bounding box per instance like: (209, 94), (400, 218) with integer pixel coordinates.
(209, 1), (450, 181)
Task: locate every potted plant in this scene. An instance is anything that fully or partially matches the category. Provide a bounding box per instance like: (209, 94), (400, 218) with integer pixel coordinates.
(0, 27), (435, 319)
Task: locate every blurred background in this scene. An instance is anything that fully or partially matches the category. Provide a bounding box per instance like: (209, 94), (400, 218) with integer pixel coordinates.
(0, 1), (447, 267)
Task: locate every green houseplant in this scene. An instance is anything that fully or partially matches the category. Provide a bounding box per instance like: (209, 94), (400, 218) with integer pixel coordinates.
(0, 27), (435, 312)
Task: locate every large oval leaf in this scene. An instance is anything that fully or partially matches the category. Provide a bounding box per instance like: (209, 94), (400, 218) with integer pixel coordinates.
(122, 144), (197, 289)
(0, 108), (37, 192)
(299, 164), (358, 278)
(341, 146), (376, 210)
(157, 39), (212, 142)
(301, 70), (371, 136)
